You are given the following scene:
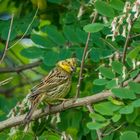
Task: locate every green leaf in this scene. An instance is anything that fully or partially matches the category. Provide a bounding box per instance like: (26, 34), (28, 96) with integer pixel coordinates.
(87, 121), (109, 130)
(119, 105), (134, 114)
(0, 110), (5, 116)
(39, 132), (61, 140)
(31, 34), (56, 47)
(130, 70), (140, 79)
(110, 0), (124, 11)
(127, 46), (140, 59)
(89, 112), (106, 122)
(43, 51), (59, 66)
(90, 48), (100, 62)
(134, 117), (140, 127)
(99, 67), (115, 79)
(0, 132), (8, 140)
(108, 96), (124, 106)
(94, 102), (120, 116)
(8, 131), (33, 140)
(120, 131), (139, 140)
(2, 27), (17, 41)
(129, 82), (140, 94)
(59, 48), (72, 60)
(106, 79), (117, 89)
(20, 47), (43, 59)
(63, 25), (80, 43)
(132, 99), (140, 107)
(58, 110), (82, 131)
(111, 114), (121, 122)
(126, 109), (138, 123)
(111, 88), (136, 99)
(48, 0), (63, 4)
(100, 48), (113, 59)
(74, 47), (84, 61)
(93, 79), (108, 85)
(66, 127), (78, 139)
(133, 20), (140, 33)
(45, 26), (66, 45)
(111, 61), (123, 74)
(76, 28), (87, 44)
(92, 85), (106, 93)
(95, 1), (115, 17)
(83, 23), (104, 33)
(126, 58), (133, 67)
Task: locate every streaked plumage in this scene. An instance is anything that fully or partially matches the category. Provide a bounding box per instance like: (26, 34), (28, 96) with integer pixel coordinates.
(24, 58), (76, 122)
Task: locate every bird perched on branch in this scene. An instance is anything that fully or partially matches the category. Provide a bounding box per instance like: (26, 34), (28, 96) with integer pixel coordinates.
(24, 58), (77, 123)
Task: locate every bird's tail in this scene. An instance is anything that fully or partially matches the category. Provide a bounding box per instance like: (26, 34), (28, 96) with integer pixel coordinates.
(24, 100), (39, 125)
(24, 93), (42, 124)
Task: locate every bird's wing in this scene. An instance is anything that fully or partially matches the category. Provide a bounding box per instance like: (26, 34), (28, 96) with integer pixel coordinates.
(28, 67), (69, 99)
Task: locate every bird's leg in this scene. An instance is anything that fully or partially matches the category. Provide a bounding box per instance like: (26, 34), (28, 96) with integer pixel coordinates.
(57, 98), (70, 110)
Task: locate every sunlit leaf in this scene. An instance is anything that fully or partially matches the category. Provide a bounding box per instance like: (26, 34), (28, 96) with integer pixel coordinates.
(119, 105), (134, 114)
(112, 88), (136, 99)
(129, 82), (140, 94)
(93, 79), (108, 85)
(94, 102), (120, 116)
(110, 0), (124, 11)
(43, 51), (59, 66)
(120, 131), (139, 140)
(95, 1), (115, 17)
(111, 114), (121, 122)
(89, 112), (106, 122)
(87, 121), (109, 130)
(83, 23), (104, 33)
(20, 47), (43, 59)
(112, 61), (123, 74)
(100, 67), (115, 79)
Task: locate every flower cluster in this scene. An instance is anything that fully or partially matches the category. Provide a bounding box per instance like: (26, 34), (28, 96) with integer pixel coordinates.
(109, 0), (140, 41)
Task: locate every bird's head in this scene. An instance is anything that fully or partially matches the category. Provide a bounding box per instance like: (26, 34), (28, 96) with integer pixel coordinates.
(57, 58), (77, 73)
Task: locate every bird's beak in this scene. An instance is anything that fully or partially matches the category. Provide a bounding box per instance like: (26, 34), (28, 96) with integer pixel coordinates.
(71, 66), (76, 72)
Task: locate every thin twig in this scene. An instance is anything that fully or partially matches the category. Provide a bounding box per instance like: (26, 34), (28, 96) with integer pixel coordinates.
(102, 123), (125, 136)
(130, 33), (140, 39)
(0, 77), (13, 86)
(7, 8), (38, 50)
(0, 60), (42, 73)
(122, 29), (131, 64)
(100, 38), (117, 51)
(75, 12), (98, 98)
(87, 105), (102, 140)
(0, 14), (14, 64)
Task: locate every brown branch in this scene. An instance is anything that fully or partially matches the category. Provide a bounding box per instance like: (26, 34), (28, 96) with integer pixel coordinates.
(0, 74), (140, 132)
(122, 29), (131, 64)
(76, 11), (98, 98)
(0, 91), (113, 132)
(0, 60), (42, 73)
(0, 14), (14, 64)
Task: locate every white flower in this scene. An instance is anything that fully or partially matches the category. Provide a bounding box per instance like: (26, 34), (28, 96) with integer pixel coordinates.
(122, 25), (126, 37)
(111, 17), (117, 32)
(123, 2), (131, 13)
(122, 66), (126, 80)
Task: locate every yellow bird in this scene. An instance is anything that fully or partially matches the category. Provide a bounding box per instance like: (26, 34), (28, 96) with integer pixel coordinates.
(24, 58), (77, 122)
